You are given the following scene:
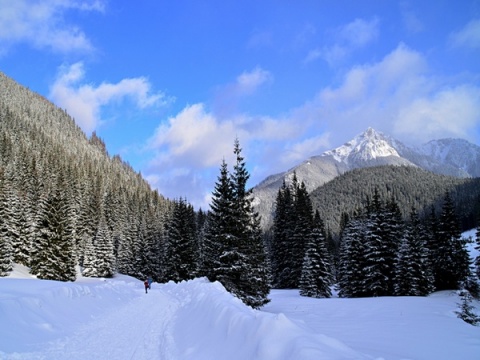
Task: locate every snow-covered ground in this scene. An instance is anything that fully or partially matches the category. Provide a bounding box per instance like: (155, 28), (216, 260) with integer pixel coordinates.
(1, 265), (479, 359)
(1, 230), (479, 359)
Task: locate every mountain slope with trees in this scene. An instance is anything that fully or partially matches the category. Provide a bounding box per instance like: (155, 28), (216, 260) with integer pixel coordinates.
(0, 71), (173, 282)
(310, 165), (480, 237)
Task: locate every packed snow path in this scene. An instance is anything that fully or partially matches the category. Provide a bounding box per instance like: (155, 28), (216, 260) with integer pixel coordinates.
(40, 287), (179, 359)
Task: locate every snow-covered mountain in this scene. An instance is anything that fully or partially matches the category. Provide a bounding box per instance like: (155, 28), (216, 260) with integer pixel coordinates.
(252, 127), (480, 229)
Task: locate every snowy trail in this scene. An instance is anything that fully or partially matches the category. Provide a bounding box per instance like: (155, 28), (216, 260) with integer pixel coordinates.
(3, 286), (181, 360)
(45, 288), (179, 360)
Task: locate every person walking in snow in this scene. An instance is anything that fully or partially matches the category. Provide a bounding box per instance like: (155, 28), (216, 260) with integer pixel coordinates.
(147, 277), (152, 289)
(144, 280), (149, 294)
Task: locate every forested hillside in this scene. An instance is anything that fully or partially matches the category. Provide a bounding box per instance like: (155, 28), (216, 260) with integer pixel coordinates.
(310, 165), (480, 236)
(0, 72), (271, 308)
(0, 71), (173, 281)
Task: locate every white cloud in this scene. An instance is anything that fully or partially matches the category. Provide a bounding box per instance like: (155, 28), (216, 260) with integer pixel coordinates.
(0, 0), (104, 55)
(400, 2), (424, 34)
(236, 67), (272, 95)
(449, 19), (480, 49)
(149, 103), (237, 168)
(339, 17), (379, 47)
(49, 62), (169, 134)
(394, 86), (480, 142)
(294, 43), (480, 147)
(145, 102), (301, 207)
(306, 18), (379, 65)
(213, 67), (273, 117)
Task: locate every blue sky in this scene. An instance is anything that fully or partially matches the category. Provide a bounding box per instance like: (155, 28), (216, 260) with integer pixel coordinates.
(1, 0), (479, 209)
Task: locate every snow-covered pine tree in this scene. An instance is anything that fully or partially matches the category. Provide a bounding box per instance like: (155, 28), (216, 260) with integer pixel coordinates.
(30, 181), (76, 281)
(271, 179), (295, 288)
(163, 198), (198, 282)
(271, 174), (313, 289)
(2, 164), (22, 265)
(195, 208), (207, 274)
(337, 215), (368, 298)
(363, 189), (390, 297)
(203, 140), (270, 308)
(394, 208), (434, 296)
(231, 139), (270, 308)
(456, 290), (480, 326)
(93, 214), (115, 278)
(290, 180), (313, 288)
(434, 192), (470, 290)
(116, 220), (137, 277)
(475, 221), (480, 279)
(0, 170), (14, 276)
(382, 196), (403, 294)
(299, 210), (334, 298)
(202, 159), (235, 283)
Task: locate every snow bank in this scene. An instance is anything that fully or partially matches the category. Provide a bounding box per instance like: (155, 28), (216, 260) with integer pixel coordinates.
(0, 266), (139, 354)
(164, 278), (365, 359)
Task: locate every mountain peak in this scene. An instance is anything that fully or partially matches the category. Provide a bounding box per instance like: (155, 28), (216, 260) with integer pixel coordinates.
(324, 128), (400, 164)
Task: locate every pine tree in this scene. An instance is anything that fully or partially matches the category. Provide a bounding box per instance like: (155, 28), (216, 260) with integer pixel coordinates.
(203, 140), (270, 308)
(271, 174), (313, 289)
(30, 182), (76, 281)
(230, 139), (270, 307)
(394, 208), (434, 296)
(0, 171), (14, 276)
(271, 180), (295, 288)
(475, 221), (480, 280)
(299, 211), (334, 298)
(337, 215), (368, 298)
(202, 160), (234, 282)
(290, 180), (313, 288)
(434, 192), (470, 290)
(456, 290), (480, 326)
(163, 198), (198, 282)
(363, 189), (390, 297)
(93, 214), (115, 278)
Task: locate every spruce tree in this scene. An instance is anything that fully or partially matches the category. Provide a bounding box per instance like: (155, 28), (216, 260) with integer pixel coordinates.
(290, 180), (313, 288)
(203, 140), (270, 308)
(337, 216), (368, 298)
(93, 214), (115, 278)
(434, 192), (470, 290)
(271, 174), (313, 289)
(31, 183), (76, 281)
(202, 160), (234, 282)
(163, 198), (198, 282)
(231, 140), (270, 307)
(394, 208), (434, 296)
(299, 211), (334, 298)
(0, 172), (14, 276)
(363, 189), (390, 297)
(475, 221), (480, 279)
(271, 180), (295, 288)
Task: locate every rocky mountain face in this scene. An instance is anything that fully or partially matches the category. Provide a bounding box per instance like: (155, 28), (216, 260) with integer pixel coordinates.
(252, 127), (480, 229)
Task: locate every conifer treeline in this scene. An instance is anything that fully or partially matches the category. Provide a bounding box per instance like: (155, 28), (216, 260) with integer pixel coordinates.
(270, 174), (476, 298)
(310, 165), (480, 236)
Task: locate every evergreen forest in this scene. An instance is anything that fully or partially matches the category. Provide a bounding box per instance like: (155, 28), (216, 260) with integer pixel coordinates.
(1, 71), (480, 308)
